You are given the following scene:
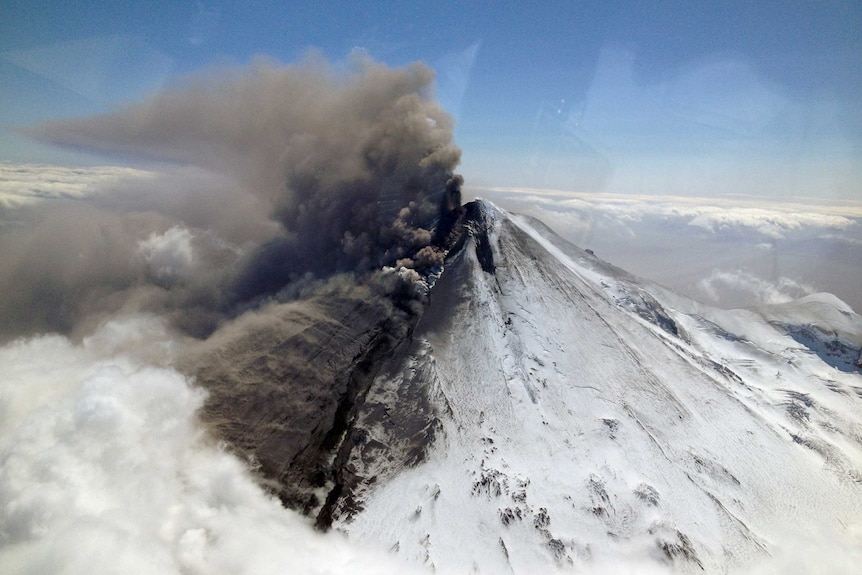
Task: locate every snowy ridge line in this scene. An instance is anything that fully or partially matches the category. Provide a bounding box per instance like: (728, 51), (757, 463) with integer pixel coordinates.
(511, 201), (862, 429)
(508, 212), (608, 289)
(340, 200), (862, 574)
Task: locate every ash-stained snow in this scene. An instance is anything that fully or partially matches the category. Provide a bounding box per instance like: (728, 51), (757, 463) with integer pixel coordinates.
(339, 201), (862, 574)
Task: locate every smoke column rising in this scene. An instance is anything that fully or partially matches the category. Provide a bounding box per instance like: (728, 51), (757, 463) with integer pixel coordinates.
(6, 54), (462, 340)
(0, 54), (463, 571)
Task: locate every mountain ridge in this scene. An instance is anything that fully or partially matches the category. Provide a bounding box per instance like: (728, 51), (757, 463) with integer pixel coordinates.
(338, 200), (862, 573)
(184, 199), (861, 573)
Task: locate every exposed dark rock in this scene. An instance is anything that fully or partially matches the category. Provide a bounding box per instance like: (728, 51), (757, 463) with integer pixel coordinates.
(547, 538), (568, 563)
(779, 323), (862, 373)
(601, 418), (620, 440)
(499, 507), (524, 526)
(533, 507), (551, 529)
(463, 201), (496, 275)
(616, 289), (679, 337)
(473, 468), (505, 498)
(656, 530), (703, 570)
(634, 483), (660, 506)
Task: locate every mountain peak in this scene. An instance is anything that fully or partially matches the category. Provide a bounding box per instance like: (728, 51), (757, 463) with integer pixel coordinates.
(187, 201), (862, 573)
(341, 202), (862, 572)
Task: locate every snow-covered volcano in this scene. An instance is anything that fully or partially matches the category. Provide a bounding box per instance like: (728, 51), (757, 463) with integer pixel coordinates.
(3, 197), (861, 574)
(311, 200), (862, 573)
(175, 199), (862, 574)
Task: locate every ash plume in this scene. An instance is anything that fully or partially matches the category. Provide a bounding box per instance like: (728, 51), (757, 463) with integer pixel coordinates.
(6, 55), (463, 340)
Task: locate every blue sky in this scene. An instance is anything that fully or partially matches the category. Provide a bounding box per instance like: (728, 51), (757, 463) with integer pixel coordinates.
(1, 1), (860, 199)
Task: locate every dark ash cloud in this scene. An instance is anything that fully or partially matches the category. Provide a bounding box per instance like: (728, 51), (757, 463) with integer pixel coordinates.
(5, 55), (463, 341)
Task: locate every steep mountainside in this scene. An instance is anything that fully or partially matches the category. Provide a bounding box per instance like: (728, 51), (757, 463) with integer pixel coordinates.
(336, 201), (862, 573)
(186, 200), (861, 573)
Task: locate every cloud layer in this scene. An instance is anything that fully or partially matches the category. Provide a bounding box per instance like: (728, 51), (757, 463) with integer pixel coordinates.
(0, 317), (420, 575)
(0, 163), (152, 210)
(697, 269), (815, 306)
(483, 188), (859, 239)
(479, 188), (862, 312)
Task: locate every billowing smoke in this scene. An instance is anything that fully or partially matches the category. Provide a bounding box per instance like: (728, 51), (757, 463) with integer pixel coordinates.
(6, 54), (463, 341)
(0, 55), (466, 571)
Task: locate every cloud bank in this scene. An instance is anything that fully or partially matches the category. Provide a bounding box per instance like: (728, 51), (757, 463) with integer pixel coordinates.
(482, 188), (859, 240)
(479, 188), (862, 311)
(0, 163), (152, 210)
(0, 317), (421, 575)
(697, 269), (815, 306)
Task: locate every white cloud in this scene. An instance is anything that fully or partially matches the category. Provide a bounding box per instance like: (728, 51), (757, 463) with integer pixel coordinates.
(697, 269), (815, 306)
(580, 198), (855, 239)
(137, 225), (245, 292)
(0, 163), (154, 209)
(682, 206), (854, 238)
(481, 188), (860, 240)
(139, 226), (196, 282)
(818, 233), (862, 246)
(0, 317), (421, 575)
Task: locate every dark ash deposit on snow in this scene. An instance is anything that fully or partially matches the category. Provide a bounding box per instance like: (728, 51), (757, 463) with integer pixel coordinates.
(6, 55), (490, 526)
(185, 200), (495, 527)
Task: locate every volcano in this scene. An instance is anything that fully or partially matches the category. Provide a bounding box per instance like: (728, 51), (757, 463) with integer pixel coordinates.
(189, 199), (862, 573)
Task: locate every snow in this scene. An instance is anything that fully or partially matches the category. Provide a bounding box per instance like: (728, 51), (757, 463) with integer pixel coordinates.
(341, 201), (862, 573)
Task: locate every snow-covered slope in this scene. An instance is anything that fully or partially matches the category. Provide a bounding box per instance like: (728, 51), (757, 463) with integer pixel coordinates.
(338, 201), (862, 573)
